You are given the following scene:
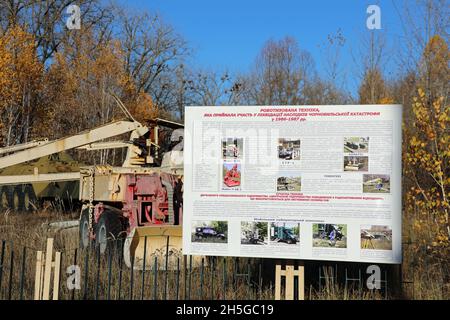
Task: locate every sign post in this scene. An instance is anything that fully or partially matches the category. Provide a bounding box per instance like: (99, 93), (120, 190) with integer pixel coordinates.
(275, 261), (304, 300)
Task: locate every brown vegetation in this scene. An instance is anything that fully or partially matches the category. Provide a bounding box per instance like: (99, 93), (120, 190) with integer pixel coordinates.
(0, 0), (448, 299)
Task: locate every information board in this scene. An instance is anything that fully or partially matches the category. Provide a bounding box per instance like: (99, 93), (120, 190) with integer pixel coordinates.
(183, 105), (402, 264)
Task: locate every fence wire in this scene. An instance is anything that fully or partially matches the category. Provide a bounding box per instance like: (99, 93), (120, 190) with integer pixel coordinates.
(0, 237), (419, 300)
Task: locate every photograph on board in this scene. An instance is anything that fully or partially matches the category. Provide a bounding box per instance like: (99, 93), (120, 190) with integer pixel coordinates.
(276, 173), (302, 192)
(222, 137), (243, 159)
(241, 221), (268, 245)
(344, 155), (369, 172)
(313, 224), (347, 248)
(344, 137), (369, 153)
(222, 162), (241, 190)
(363, 174), (391, 193)
(278, 138), (301, 160)
(191, 220), (228, 244)
(270, 222), (300, 245)
(360, 225), (392, 250)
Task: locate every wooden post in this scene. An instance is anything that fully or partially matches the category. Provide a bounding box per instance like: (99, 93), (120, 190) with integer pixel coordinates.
(42, 238), (54, 300)
(298, 261), (305, 300)
(34, 238), (62, 300)
(275, 264), (281, 300)
(274, 261), (305, 300)
(34, 251), (44, 300)
(285, 265), (294, 300)
(52, 252), (61, 300)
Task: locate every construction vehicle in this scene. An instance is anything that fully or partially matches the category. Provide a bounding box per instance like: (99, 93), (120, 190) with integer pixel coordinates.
(278, 147), (293, 160)
(241, 226), (266, 245)
(223, 144), (240, 158)
(344, 156), (367, 171)
(0, 98), (184, 269)
(270, 225), (299, 244)
(0, 150), (80, 211)
(223, 164), (240, 187)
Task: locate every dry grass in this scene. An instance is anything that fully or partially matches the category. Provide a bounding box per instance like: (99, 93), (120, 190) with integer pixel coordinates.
(0, 209), (448, 300)
(401, 210), (450, 300)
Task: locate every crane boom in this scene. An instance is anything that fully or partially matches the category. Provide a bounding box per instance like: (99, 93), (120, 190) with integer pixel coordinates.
(0, 120), (148, 170)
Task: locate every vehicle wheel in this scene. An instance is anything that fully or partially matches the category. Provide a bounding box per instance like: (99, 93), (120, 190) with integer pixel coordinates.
(0, 187), (12, 210)
(79, 208), (93, 249)
(95, 210), (124, 255)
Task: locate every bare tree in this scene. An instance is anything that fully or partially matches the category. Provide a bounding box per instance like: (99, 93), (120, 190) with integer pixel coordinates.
(241, 36), (315, 105)
(185, 69), (243, 106)
(352, 27), (390, 104)
(117, 10), (188, 112)
(320, 29), (346, 84)
(393, 0), (449, 73)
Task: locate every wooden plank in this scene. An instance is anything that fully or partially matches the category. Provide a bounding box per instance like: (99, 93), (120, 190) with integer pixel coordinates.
(42, 238), (54, 300)
(298, 262), (305, 300)
(285, 265), (294, 300)
(34, 251), (43, 300)
(275, 264), (281, 300)
(52, 252), (61, 300)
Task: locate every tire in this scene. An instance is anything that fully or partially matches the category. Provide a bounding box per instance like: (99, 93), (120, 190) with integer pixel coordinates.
(79, 208), (91, 250)
(95, 210), (124, 255)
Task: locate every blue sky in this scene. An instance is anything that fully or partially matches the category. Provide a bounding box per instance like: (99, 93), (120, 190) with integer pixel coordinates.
(118, 0), (408, 93)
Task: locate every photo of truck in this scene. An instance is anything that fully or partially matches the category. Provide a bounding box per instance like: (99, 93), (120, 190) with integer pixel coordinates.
(270, 222), (300, 245)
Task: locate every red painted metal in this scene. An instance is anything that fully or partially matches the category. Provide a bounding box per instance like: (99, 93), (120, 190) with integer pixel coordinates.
(223, 164), (240, 187)
(93, 172), (180, 236)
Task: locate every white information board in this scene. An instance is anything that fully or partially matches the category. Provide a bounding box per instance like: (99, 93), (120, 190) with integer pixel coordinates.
(183, 105), (402, 264)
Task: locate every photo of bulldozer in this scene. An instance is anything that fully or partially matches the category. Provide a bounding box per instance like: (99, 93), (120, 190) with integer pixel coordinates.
(222, 163), (241, 189)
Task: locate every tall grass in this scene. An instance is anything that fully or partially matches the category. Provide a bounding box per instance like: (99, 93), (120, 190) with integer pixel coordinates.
(0, 209), (448, 300)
